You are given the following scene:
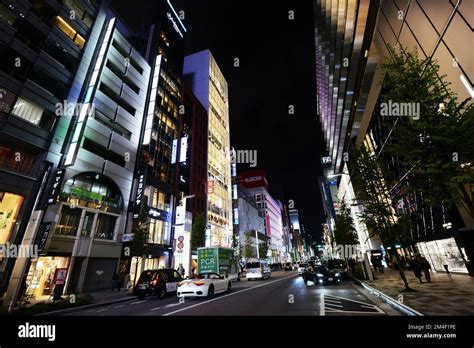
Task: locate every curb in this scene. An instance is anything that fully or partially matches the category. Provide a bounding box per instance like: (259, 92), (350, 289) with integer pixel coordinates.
(351, 276), (424, 316)
(35, 295), (135, 316)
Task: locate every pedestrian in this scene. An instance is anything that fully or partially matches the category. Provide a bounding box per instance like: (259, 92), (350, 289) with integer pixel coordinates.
(418, 256), (431, 283)
(443, 264), (451, 276)
(111, 270), (118, 291)
(370, 255), (377, 273)
(377, 258), (384, 273)
(123, 273), (131, 291)
(410, 257), (423, 283)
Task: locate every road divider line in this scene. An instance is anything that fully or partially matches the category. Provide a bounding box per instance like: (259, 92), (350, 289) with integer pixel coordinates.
(96, 308), (109, 312)
(320, 294), (325, 316)
(163, 273), (299, 316)
(150, 307), (161, 311)
(114, 305), (125, 309)
(131, 300), (148, 305)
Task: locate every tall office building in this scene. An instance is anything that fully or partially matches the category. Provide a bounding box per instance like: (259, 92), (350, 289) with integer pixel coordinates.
(183, 50), (233, 248)
(125, 0), (187, 279)
(315, 0), (473, 275)
(0, 0), (105, 307)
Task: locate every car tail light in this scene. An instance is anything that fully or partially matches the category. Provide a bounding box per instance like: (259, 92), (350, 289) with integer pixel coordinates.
(194, 281), (205, 286)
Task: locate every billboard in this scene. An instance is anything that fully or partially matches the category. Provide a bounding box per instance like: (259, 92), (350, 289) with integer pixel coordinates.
(236, 170), (269, 189)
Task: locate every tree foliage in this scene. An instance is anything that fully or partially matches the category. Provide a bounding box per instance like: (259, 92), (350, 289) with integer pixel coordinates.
(381, 45), (474, 218)
(333, 200), (359, 246)
(191, 214), (206, 251)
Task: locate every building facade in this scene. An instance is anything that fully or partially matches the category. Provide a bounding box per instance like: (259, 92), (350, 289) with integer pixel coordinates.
(0, 0), (109, 308)
(184, 50), (233, 248)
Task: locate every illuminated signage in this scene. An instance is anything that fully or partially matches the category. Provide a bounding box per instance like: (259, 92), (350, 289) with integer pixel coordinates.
(166, 13), (183, 38)
(147, 207), (171, 222)
(179, 136), (188, 163)
(47, 169), (66, 205)
(171, 138), (178, 164)
(321, 156), (332, 164)
(133, 172), (144, 218)
(245, 176), (262, 183)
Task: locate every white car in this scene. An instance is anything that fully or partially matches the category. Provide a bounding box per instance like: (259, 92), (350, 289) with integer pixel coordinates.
(297, 263), (308, 274)
(177, 273), (232, 298)
(246, 261), (271, 281)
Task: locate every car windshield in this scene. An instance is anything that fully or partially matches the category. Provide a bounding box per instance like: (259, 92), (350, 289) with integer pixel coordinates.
(327, 260), (345, 268)
(247, 262), (261, 268)
(138, 271), (156, 282)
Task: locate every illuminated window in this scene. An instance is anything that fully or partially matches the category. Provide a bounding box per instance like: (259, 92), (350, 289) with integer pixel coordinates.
(0, 192), (23, 245)
(11, 97), (44, 125)
(54, 16), (85, 49)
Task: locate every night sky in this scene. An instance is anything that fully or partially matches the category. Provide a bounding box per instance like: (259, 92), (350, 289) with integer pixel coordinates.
(113, 0), (326, 241)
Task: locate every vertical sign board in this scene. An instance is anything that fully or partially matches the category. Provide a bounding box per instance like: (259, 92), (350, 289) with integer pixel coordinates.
(134, 171), (145, 218)
(37, 222), (53, 254)
(171, 139), (178, 164)
(179, 137), (188, 163)
(197, 247), (217, 274)
(46, 169), (66, 205)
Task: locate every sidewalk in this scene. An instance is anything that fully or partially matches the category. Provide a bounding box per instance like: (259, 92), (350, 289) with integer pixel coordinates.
(364, 268), (474, 315)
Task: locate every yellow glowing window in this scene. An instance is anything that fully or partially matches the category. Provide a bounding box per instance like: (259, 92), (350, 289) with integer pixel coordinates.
(0, 192), (24, 245)
(54, 16), (86, 49)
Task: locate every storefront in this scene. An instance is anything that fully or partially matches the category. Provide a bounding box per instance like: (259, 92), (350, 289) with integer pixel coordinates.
(26, 256), (70, 298)
(0, 191), (23, 245)
(129, 255), (167, 285)
(416, 237), (469, 274)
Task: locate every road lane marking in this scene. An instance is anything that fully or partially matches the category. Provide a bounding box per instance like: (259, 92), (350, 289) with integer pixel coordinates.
(320, 294), (325, 316)
(114, 305), (125, 308)
(165, 303), (181, 308)
(150, 307), (161, 311)
(163, 273), (299, 316)
(131, 300), (148, 305)
(96, 308), (109, 312)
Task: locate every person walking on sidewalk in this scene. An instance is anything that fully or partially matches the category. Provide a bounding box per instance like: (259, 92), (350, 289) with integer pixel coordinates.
(410, 257), (423, 283)
(123, 273), (131, 292)
(111, 270), (118, 291)
(418, 255), (431, 283)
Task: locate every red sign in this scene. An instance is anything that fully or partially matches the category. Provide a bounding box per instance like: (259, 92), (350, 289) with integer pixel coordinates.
(236, 170), (269, 189)
(54, 268), (68, 285)
(177, 242), (184, 249)
(208, 179), (214, 194)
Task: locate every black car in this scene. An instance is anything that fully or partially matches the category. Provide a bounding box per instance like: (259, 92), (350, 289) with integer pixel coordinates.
(327, 259), (348, 279)
(133, 269), (184, 300)
(302, 265), (341, 285)
(284, 262), (293, 271)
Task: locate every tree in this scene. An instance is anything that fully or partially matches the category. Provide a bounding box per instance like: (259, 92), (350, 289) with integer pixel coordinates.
(242, 231), (256, 259)
(258, 238), (269, 260)
(380, 45), (474, 219)
(351, 145), (413, 290)
(333, 200), (359, 249)
(191, 214), (206, 251)
(129, 213), (149, 286)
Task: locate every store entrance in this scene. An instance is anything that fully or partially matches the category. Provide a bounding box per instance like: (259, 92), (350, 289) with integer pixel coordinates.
(26, 256), (70, 299)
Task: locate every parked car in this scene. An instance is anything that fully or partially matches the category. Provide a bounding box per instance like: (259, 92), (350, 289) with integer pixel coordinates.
(302, 265), (341, 285)
(177, 272), (232, 298)
(246, 260), (271, 281)
(133, 269), (183, 300)
(297, 262), (308, 275)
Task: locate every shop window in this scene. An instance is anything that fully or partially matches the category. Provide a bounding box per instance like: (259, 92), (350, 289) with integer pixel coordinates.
(0, 192), (23, 245)
(26, 256), (70, 297)
(11, 97), (44, 126)
(60, 172), (123, 214)
(54, 16), (85, 49)
(94, 213), (116, 240)
(55, 205), (81, 236)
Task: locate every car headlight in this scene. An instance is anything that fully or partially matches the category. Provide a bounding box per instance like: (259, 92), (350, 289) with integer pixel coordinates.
(335, 272), (340, 277)
(317, 273), (324, 277)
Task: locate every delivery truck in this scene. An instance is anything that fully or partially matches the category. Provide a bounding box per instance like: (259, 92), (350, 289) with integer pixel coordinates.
(197, 246), (241, 281)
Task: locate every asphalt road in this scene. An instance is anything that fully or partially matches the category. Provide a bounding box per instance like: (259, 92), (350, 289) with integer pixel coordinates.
(65, 271), (389, 316)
